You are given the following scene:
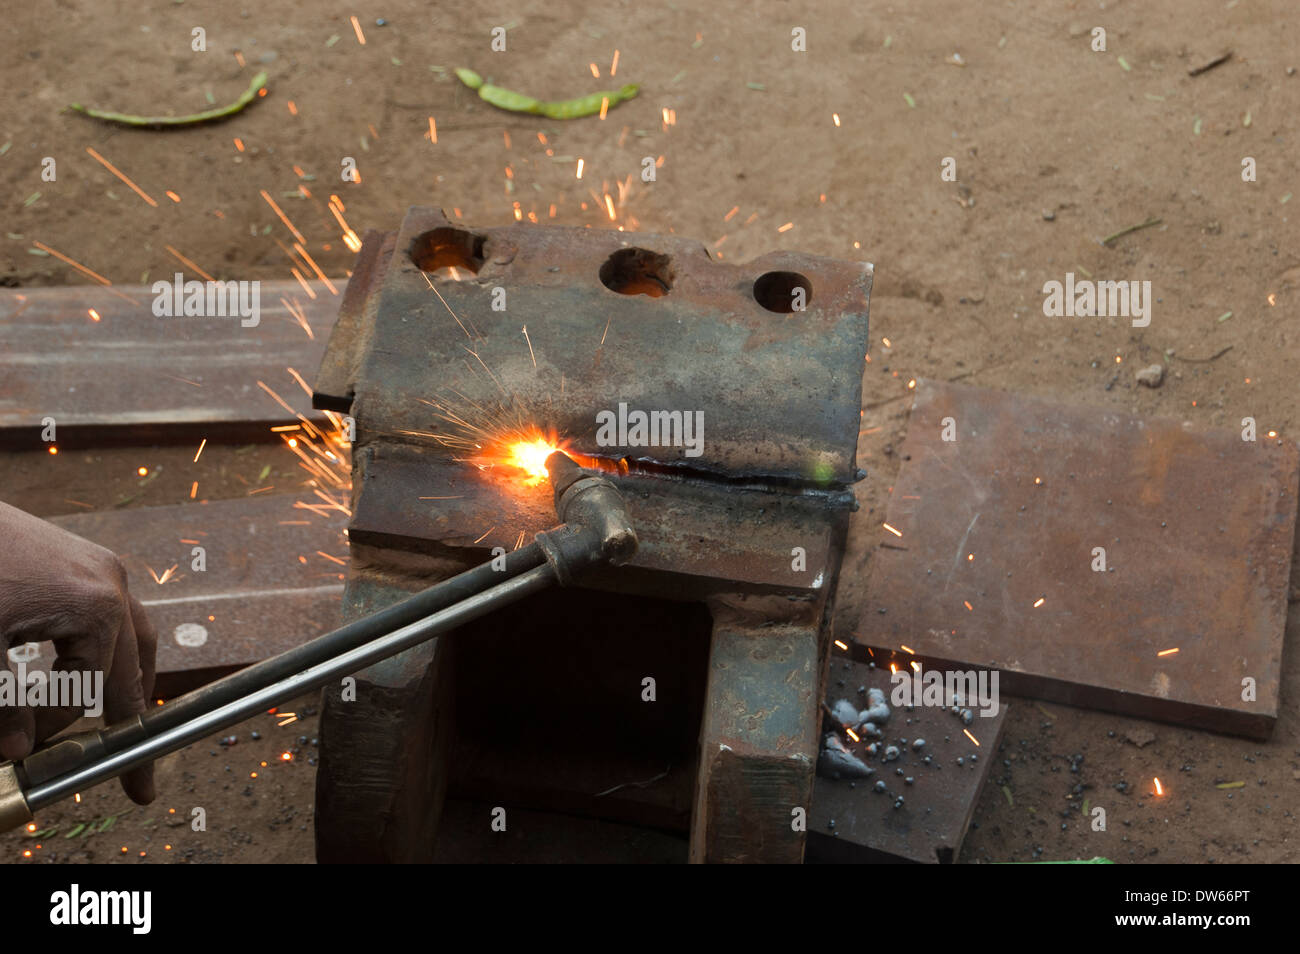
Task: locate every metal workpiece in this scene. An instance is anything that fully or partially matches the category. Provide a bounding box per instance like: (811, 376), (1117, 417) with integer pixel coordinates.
(311, 210), (873, 862)
(314, 206), (872, 485)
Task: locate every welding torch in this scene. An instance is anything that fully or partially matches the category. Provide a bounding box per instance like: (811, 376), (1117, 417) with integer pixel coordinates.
(0, 451), (635, 832)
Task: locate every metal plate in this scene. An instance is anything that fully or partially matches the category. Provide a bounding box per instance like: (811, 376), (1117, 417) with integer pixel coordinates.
(808, 660), (1007, 863)
(856, 380), (1299, 739)
(316, 208), (872, 484)
(0, 282), (337, 447)
(9, 495), (346, 693)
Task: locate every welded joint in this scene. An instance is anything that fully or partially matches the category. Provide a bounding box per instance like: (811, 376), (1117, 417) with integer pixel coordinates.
(535, 452), (638, 586)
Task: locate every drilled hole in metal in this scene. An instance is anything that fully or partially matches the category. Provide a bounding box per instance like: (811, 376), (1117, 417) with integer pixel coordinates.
(599, 248), (674, 298)
(411, 227), (486, 279)
(753, 271), (812, 313)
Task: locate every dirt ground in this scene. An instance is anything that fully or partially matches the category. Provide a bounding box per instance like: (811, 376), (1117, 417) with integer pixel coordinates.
(3, 0), (1299, 863)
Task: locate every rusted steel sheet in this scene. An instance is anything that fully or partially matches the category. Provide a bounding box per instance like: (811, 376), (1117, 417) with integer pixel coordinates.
(314, 208), (872, 484)
(808, 660), (1007, 863)
(0, 282), (337, 447)
(857, 379), (1299, 739)
(7, 495), (346, 693)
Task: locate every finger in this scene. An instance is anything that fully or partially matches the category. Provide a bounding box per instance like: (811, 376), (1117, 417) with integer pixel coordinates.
(102, 604), (154, 805)
(31, 639), (103, 743)
(120, 596), (158, 804)
(129, 596), (158, 704)
(0, 649), (36, 762)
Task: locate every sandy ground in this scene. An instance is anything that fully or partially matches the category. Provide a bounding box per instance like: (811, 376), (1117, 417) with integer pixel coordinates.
(2, 0), (1299, 862)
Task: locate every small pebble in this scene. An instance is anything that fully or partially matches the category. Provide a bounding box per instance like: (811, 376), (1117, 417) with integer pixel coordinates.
(874, 780), (887, 793)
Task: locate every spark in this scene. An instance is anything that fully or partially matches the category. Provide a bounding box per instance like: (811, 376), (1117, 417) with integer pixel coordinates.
(963, 728), (980, 746)
(1033, 597), (1045, 608)
(428, 116), (437, 143)
(261, 190), (306, 243)
(190, 481), (198, 499)
(47, 446), (57, 455)
(522, 325), (536, 367)
(88, 308), (101, 322)
(1153, 777), (1164, 796)
(85, 147), (157, 206)
(833, 639), (848, 651)
(963, 600), (973, 611)
(845, 727), (860, 742)
(30, 241), (112, 286)
(288, 100), (298, 116)
(473, 526), (496, 544)
(576, 158), (585, 179)
(234, 138), (245, 152)
(882, 337), (892, 348)
(777, 222), (794, 233)
(882, 522), (902, 537)
(165, 191), (181, 203)
(234, 51), (246, 67)
(832, 112), (841, 126)
(137, 466), (148, 476)
(589, 62), (600, 78)
(907, 379), (916, 389)
(900, 645), (915, 654)
(610, 49), (620, 76)
(194, 438), (207, 462)
(290, 266), (317, 299)
(1267, 293), (1276, 306)
(166, 245), (216, 282)
(604, 193), (616, 220)
(147, 564), (179, 585)
(350, 15), (366, 44)
(1157, 647), (1179, 657)
(1267, 430), (1278, 439)
(724, 206), (739, 222)
(316, 551), (346, 565)
(293, 242), (338, 295)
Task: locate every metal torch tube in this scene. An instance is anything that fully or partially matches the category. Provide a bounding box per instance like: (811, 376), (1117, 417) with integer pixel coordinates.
(23, 563), (556, 813)
(130, 542), (547, 742)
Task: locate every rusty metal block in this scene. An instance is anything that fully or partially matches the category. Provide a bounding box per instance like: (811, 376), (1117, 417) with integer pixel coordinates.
(808, 660), (1008, 864)
(312, 209), (873, 862)
(856, 380), (1299, 739)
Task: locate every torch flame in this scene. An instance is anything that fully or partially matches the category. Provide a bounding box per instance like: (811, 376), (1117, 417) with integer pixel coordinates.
(507, 438), (558, 484)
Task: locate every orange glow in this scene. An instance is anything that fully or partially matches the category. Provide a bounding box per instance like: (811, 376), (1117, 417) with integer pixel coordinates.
(281, 752), (293, 761)
(26, 823), (36, 832)
(47, 446), (58, 455)
(882, 522), (902, 537)
(1033, 597), (1045, 608)
(137, 466), (148, 476)
(833, 639), (848, 651)
(1154, 777), (1164, 796)
(505, 435), (563, 485)
(88, 308), (101, 322)
(963, 728), (980, 746)
(350, 15), (366, 44)
(1157, 647), (1179, 657)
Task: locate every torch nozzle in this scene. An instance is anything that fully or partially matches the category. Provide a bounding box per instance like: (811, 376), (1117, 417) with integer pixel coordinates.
(536, 450), (638, 584)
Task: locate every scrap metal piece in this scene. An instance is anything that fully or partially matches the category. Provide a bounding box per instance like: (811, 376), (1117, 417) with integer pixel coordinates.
(808, 660), (1007, 864)
(9, 495), (346, 694)
(857, 379), (1299, 739)
(0, 282), (336, 447)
